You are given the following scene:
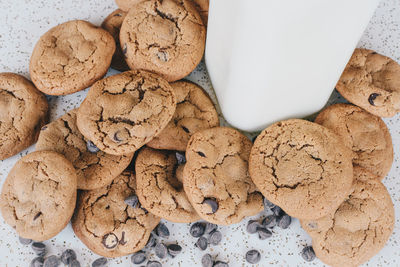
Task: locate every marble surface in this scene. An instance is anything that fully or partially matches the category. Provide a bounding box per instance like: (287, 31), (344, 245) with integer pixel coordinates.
(0, 0), (399, 266)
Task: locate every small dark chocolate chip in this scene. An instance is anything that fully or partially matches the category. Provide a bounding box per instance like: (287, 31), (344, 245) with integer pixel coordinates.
(257, 227), (272, 240)
(201, 254), (213, 267)
(19, 236), (32, 245)
(263, 197), (276, 211)
(131, 251), (147, 264)
(113, 131), (123, 142)
(245, 250), (261, 264)
(181, 126), (190, 133)
(146, 233), (157, 247)
(86, 140), (100, 153)
(124, 195), (139, 208)
(301, 246), (316, 262)
(114, 12), (123, 17)
(202, 198), (218, 214)
(167, 244), (182, 258)
(368, 93), (380, 106)
(156, 51), (168, 62)
(69, 260), (81, 267)
(155, 243), (167, 259)
(92, 257), (107, 267)
(119, 231), (127, 245)
(307, 222), (318, 230)
(195, 236), (208, 251)
(41, 126), (47, 131)
(102, 233), (118, 249)
(262, 215), (277, 228)
(33, 212), (42, 220)
(146, 261), (162, 267)
(155, 223), (170, 239)
(213, 261), (229, 267)
(175, 152), (186, 165)
(204, 222), (218, 234)
(43, 255), (60, 267)
(189, 222), (206, 237)
(30, 256), (44, 267)
(246, 220), (261, 234)
(208, 230), (222, 246)
(60, 249), (76, 265)
(31, 242), (46, 256)
(277, 214), (292, 229)
(197, 151), (206, 157)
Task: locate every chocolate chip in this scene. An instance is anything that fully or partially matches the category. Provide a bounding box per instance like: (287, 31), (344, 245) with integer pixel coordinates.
(86, 140), (100, 153)
(175, 151), (186, 165)
(122, 44), (127, 55)
(30, 256), (44, 267)
(181, 126), (190, 133)
(41, 126), (47, 131)
(277, 214), (292, 229)
(69, 260), (81, 267)
(156, 51), (168, 62)
(246, 220), (261, 234)
(195, 236), (208, 251)
(213, 261), (229, 267)
(146, 261), (162, 267)
(43, 255), (60, 267)
(301, 246), (316, 262)
(201, 254), (213, 267)
(124, 195), (139, 208)
(19, 236), (32, 245)
(60, 249), (76, 265)
(245, 249), (261, 264)
(92, 257), (107, 267)
(119, 231), (127, 245)
(257, 227), (272, 240)
(113, 131), (124, 142)
(131, 251), (147, 264)
(167, 244), (182, 258)
(202, 198), (218, 214)
(114, 12), (123, 17)
(262, 215), (276, 228)
(33, 211), (42, 220)
(146, 233), (156, 247)
(102, 233), (118, 249)
(31, 242), (46, 256)
(208, 230), (222, 245)
(263, 197), (276, 210)
(155, 243), (167, 259)
(307, 222), (318, 229)
(189, 222), (206, 237)
(204, 222), (218, 234)
(368, 93), (380, 106)
(155, 223), (170, 238)
(197, 151), (206, 157)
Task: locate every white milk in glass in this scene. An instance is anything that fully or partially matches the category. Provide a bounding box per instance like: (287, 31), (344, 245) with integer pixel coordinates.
(205, 0), (381, 132)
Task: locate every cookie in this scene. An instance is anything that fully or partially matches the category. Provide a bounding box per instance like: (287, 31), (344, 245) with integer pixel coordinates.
(72, 171), (160, 258)
(101, 9), (130, 71)
(30, 20), (116, 95)
(0, 151), (77, 241)
(249, 119), (354, 220)
(315, 103), (393, 180)
(147, 81), (219, 151)
(183, 127), (263, 225)
(0, 73), (48, 160)
(135, 147), (200, 223)
(115, 0), (144, 11)
(36, 109), (133, 190)
(192, 0), (209, 26)
(120, 0), (206, 82)
(301, 167), (395, 267)
(77, 70), (176, 155)
(336, 48), (400, 117)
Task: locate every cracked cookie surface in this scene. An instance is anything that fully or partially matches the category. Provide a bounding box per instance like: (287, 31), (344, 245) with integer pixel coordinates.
(0, 151), (77, 241)
(72, 171), (160, 257)
(147, 81), (219, 151)
(36, 109), (133, 190)
(30, 20), (116, 95)
(183, 127), (263, 225)
(77, 70), (176, 155)
(101, 9), (130, 71)
(136, 147), (199, 223)
(301, 167), (394, 267)
(315, 104), (393, 180)
(0, 73), (48, 160)
(120, 0), (206, 82)
(249, 119), (354, 220)
(336, 48), (400, 117)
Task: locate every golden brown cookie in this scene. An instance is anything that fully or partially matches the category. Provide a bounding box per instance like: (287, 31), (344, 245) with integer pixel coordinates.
(0, 73), (48, 160)
(336, 48), (400, 117)
(249, 119), (354, 220)
(315, 103), (393, 180)
(120, 0), (206, 82)
(0, 151), (77, 241)
(183, 127), (263, 225)
(135, 147), (199, 223)
(101, 9), (130, 71)
(115, 0), (144, 11)
(301, 167), (395, 267)
(72, 171), (160, 258)
(30, 20), (116, 95)
(192, 0), (209, 26)
(77, 70), (176, 155)
(147, 81), (219, 151)
(36, 109), (133, 190)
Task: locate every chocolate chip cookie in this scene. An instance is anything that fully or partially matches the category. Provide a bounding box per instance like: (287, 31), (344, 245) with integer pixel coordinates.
(0, 73), (48, 160)
(101, 9), (129, 71)
(72, 171), (160, 258)
(36, 109), (133, 190)
(183, 127), (263, 225)
(0, 151), (77, 241)
(301, 167), (395, 267)
(77, 70), (176, 155)
(30, 20), (116, 95)
(315, 103), (393, 180)
(147, 81), (219, 151)
(135, 147), (199, 223)
(249, 119), (354, 220)
(115, 0), (144, 11)
(192, 0), (209, 26)
(336, 48), (400, 117)
(120, 0), (206, 82)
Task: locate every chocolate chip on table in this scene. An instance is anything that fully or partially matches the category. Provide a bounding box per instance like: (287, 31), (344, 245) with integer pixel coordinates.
(147, 260), (162, 267)
(262, 215), (277, 228)
(155, 243), (168, 259)
(245, 250), (261, 264)
(60, 249), (76, 265)
(190, 222), (206, 238)
(31, 242), (46, 256)
(208, 230), (222, 246)
(86, 140), (100, 153)
(213, 261), (229, 267)
(175, 152), (186, 165)
(368, 93), (380, 106)
(146, 233), (157, 248)
(301, 246), (316, 262)
(201, 254), (213, 267)
(257, 227), (272, 240)
(202, 198), (219, 214)
(43, 255), (60, 267)
(195, 236), (208, 251)
(69, 260), (81, 267)
(92, 257), (107, 267)
(124, 195), (139, 208)
(277, 214), (292, 229)
(19, 236), (32, 245)
(204, 223), (218, 234)
(155, 223), (170, 239)
(30, 256), (44, 267)
(246, 220), (262, 234)
(102, 233), (119, 249)
(131, 251), (147, 264)
(167, 244), (182, 258)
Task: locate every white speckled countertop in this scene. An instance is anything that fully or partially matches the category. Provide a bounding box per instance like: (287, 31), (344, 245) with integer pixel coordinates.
(0, 0), (399, 266)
